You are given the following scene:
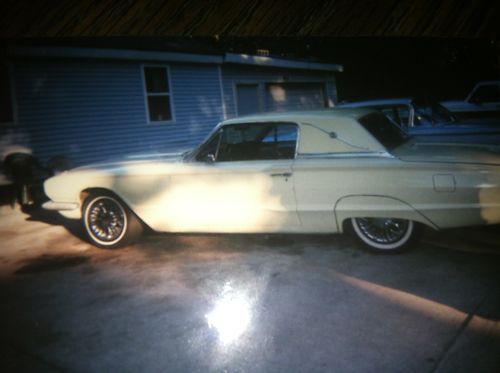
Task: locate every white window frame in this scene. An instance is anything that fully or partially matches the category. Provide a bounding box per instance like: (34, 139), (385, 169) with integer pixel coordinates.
(141, 64), (175, 124)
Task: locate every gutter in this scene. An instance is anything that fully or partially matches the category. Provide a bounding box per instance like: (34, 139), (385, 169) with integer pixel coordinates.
(224, 53), (343, 72)
(7, 45), (343, 72)
(8, 46), (223, 64)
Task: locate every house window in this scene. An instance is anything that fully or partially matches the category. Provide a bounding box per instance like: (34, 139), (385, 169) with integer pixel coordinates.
(143, 66), (173, 123)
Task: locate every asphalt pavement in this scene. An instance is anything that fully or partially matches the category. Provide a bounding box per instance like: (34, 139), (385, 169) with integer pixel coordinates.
(0, 205), (499, 372)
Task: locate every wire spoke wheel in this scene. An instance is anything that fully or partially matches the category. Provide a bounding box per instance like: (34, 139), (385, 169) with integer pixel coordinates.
(83, 194), (143, 248)
(87, 198), (126, 243)
(356, 218), (408, 244)
(351, 217), (418, 253)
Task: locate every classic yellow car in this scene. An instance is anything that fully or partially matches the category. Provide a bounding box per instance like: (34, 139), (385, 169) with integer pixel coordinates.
(43, 109), (500, 252)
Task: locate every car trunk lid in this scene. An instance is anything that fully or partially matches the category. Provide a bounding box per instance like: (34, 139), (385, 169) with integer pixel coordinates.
(394, 140), (500, 165)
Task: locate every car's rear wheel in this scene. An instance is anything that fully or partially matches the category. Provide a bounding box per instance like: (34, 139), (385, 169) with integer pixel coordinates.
(83, 193), (142, 248)
(351, 217), (420, 253)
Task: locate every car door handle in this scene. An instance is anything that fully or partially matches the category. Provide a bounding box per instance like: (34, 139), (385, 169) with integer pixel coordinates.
(270, 172), (293, 177)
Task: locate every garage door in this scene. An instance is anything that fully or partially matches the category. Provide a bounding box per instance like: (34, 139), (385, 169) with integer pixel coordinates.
(236, 84), (260, 115)
(265, 83), (326, 112)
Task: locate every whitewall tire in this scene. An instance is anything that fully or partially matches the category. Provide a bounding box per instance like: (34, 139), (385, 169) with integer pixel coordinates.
(351, 217), (420, 253)
(83, 193), (142, 249)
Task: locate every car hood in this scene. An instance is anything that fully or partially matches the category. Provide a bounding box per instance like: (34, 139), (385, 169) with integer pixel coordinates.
(71, 151), (187, 173)
(394, 140), (500, 165)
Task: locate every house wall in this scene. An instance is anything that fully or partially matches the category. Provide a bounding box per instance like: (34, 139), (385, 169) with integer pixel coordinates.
(11, 60), (223, 165)
(221, 65), (337, 118)
(10, 59), (337, 166)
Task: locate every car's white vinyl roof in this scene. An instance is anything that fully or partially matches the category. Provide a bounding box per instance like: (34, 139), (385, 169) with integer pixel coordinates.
(223, 108), (373, 124)
(220, 108), (388, 154)
(337, 98), (412, 107)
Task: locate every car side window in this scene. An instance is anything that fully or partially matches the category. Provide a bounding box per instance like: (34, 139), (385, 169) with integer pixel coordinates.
(470, 85), (500, 103)
(379, 108), (395, 122)
(216, 123), (298, 162)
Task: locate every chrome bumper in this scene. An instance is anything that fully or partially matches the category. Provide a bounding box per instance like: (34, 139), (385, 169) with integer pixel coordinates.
(42, 201), (80, 211)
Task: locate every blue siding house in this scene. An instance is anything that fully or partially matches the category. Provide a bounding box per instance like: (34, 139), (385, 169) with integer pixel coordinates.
(3, 45), (342, 166)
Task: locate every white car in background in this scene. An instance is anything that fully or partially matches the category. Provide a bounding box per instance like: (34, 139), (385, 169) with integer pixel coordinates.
(43, 109), (500, 253)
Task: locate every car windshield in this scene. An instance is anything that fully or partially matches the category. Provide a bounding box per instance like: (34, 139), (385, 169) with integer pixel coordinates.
(358, 112), (409, 150)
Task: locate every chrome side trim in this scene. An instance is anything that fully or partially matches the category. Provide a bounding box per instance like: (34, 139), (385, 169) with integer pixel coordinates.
(42, 201), (80, 211)
(297, 152), (394, 159)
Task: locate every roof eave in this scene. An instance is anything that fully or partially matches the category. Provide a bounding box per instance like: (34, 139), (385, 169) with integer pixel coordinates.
(224, 53), (343, 72)
(7, 45), (223, 64)
(7, 46), (343, 73)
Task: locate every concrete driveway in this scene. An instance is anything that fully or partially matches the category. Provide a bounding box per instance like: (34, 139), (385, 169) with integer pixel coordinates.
(1, 205), (499, 372)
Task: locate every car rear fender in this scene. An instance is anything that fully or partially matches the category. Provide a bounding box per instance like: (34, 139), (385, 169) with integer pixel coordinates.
(334, 195), (437, 232)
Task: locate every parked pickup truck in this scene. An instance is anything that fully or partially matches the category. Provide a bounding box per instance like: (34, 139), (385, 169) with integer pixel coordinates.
(441, 80), (500, 118)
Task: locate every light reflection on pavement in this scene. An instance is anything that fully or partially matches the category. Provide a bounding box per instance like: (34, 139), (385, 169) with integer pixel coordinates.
(1, 206), (500, 371)
(206, 281), (253, 345)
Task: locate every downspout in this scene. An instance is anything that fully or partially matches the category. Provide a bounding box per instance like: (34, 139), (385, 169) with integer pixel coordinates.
(218, 65), (228, 120)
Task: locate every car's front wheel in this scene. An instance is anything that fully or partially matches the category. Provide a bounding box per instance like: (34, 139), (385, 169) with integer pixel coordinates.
(350, 217), (420, 253)
(83, 193), (142, 248)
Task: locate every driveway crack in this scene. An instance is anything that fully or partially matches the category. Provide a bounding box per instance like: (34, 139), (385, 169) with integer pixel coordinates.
(429, 296), (485, 373)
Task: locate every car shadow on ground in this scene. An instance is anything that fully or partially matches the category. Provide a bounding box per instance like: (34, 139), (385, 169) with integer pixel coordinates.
(2, 201), (500, 334)
(21, 205), (87, 242)
(135, 230), (362, 263)
(4, 197), (500, 324)
(0, 185), (15, 207)
(14, 254), (91, 275)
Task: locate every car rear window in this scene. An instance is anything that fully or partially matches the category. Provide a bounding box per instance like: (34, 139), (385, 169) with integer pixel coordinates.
(358, 112), (408, 150)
